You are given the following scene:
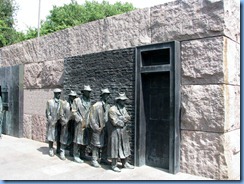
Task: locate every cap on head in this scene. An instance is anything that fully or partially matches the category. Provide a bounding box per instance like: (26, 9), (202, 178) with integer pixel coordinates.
(82, 85), (92, 92)
(68, 90), (77, 97)
(53, 88), (62, 93)
(115, 92), (128, 101)
(100, 88), (110, 96)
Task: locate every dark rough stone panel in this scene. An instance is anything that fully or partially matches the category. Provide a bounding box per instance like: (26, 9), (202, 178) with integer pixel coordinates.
(63, 48), (135, 163)
(0, 65), (24, 137)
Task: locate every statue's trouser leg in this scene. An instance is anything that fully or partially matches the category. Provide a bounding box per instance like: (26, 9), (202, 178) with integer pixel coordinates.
(80, 145), (86, 159)
(49, 141), (53, 149)
(73, 143), (83, 163)
(91, 146), (101, 167)
(101, 145), (107, 160)
(56, 141), (61, 154)
(92, 146), (99, 162)
(0, 115), (2, 138)
(101, 128), (107, 160)
(69, 142), (74, 156)
(100, 145), (110, 165)
(73, 143), (79, 158)
(48, 141), (54, 156)
(60, 144), (66, 159)
(111, 158), (118, 168)
(56, 120), (61, 154)
(121, 158), (125, 164)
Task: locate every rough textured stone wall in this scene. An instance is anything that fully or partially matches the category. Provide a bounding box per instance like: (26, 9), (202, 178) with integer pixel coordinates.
(0, 0), (239, 180)
(180, 35), (240, 179)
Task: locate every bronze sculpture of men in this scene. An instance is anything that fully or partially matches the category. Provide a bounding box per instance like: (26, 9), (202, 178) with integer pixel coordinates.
(45, 88), (62, 157)
(72, 85), (92, 163)
(59, 90), (77, 160)
(0, 95), (3, 139)
(107, 92), (134, 172)
(89, 88), (111, 168)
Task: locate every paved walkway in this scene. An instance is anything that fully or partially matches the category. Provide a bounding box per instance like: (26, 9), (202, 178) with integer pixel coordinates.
(0, 135), (212, 180)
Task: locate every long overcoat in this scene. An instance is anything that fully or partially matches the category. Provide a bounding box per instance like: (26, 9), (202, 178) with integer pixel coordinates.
(107, 105), (131, 159)
(46, 98), (61, 142)
(60, 100), (74, 145)
(0, 96), (3, 135)
(72, 97), (91, 145)
(89, 101), (110, 148)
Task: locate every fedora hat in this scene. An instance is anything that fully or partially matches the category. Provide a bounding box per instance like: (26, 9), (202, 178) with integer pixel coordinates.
(68, 90), (77, 96)
(82, 85), (92, 92)
(100, 88), (110, 96)
(115, 92), (128, 101)
(53, 88), (62, 93)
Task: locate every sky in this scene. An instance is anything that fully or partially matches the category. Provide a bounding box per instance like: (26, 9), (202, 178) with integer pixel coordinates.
(14, 0), (174, 32)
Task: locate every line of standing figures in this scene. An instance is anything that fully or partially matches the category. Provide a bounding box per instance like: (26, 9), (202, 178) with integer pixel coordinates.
(45, 85), (134, 172)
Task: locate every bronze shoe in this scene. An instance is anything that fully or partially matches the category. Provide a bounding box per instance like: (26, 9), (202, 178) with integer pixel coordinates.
(123, 163), (134, 169)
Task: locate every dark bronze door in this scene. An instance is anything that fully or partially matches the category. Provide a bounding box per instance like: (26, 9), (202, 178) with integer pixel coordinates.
(135, 41), (180, 174)
(142, 72), (170, 169)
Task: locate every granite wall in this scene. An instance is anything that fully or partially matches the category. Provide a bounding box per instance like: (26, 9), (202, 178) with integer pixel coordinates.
(0, 0), (239, 180)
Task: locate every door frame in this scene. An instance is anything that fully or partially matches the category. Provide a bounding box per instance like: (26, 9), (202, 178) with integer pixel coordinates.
(134, 41), (181, 174)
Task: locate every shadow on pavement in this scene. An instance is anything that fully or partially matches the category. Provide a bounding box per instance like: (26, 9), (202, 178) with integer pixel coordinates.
(37, 146), (49, 155)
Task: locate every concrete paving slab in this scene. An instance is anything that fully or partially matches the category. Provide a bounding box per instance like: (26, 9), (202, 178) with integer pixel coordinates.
(0, 135), (213, 180)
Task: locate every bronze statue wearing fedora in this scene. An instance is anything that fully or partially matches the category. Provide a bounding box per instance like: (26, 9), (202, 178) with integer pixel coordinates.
(72, 85), (92, 163)
(107, 92), (134, 172)
(59, 90), (77, 160)
(89, 88), (111, 168)
(45, 88), (62, 157)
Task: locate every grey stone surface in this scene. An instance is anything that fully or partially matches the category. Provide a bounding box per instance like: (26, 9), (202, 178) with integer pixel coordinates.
(36, 29), (72, 62)
(40, 59), (64, 88)
(180, 130), (240, 180)
(23, 113), (47, 142)
(223, 0), (240, 43)
(0, 31), (72, 67)
(150, 0), (224, 43)
(0, 42), (26, 66)
(24, 59), (64, 88)
(100, 8), (151, 51)
(0, 0), (239, 68)
(0, 39), (42, 66)
(21, 39), (39, 63)
(181, 84), (225, 132)
(24, 89), (55, 115)
(223, 85), (240, 131)
(23, 114), (32, 139)
(23, 114), (47, 142)
(181, 36), (240, 85)
(224, 129), (240, 180)
(24, 62), (43, 88)
(224, 37), (240, 85)
(31, 114), (46, 142)
(181, 84), (240, 133)
(69, 20), (104, 56)
(181, 37), (224, 85)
